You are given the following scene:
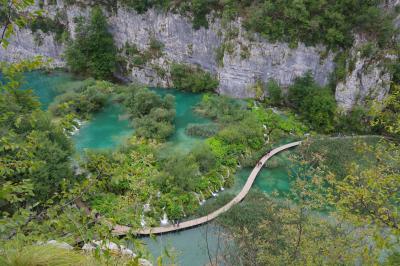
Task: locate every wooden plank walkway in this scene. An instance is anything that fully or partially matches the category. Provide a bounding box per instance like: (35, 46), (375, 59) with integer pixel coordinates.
(112, 141), (302, 236)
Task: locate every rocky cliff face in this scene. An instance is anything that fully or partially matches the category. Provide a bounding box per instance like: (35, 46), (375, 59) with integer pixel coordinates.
(335, 36), (394, 110)
(0, 1), (396, 109)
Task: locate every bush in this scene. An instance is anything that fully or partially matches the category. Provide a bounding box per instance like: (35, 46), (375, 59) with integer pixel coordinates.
(49, 79), (110, 119)
(300, 89), (336, 132)
(170, 63), (219, 93)
(267, 79), (282, 105)
(335, 106), (372, 134)
(186, 123), (219, 137)
(123, 86), (176, 140)
(194, 94), (244, 123)
(288, 73), (336, 132)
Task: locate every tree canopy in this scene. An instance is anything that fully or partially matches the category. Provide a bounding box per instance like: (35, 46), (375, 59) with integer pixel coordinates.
(65, 7), (117, 80)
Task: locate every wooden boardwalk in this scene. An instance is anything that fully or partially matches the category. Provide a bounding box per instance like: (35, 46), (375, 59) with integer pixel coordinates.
(112, 141), (302, 236)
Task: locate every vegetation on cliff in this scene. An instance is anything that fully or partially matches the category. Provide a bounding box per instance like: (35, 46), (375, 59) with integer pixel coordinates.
(170, 63), (219, 93)
(1, 1), (400, 265)
(65, 7), (117, 80)
(117, 0), (397, 49)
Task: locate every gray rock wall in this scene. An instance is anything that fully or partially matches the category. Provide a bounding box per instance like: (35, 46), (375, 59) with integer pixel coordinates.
(0, 1), (396, 109)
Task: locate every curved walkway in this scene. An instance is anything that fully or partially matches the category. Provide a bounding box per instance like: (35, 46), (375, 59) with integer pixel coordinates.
(112, 141), (302, 236)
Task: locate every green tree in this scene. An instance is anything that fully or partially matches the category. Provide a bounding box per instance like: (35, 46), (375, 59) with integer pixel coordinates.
(267, 79), (282, 106)
(370, 84), (400, 138)
(300, 89), (336, 132)
(65, 7), (116, 80)
(288, 73), (336, 132)
(0, 66), (74, 209)
(327, 140), (400, 234)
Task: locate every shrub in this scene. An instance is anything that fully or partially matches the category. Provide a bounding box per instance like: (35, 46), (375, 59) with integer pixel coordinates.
(194, 94), (245, 122)
(299, 88), (336, 132)
(288, 73), (336, 132)
(267, 79), (282, 106)
(170, 63), (219, 93)
(49, 79), (110, 119)
(123, 86), (176, 140)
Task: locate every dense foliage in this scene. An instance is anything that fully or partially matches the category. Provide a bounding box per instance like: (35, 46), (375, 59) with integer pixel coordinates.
(65, 7), (117, 80)
(122, 85), (176, 140)
(170, 63), (219, 93)
(213, 135), (400, 265)
(370, 84), (400, 138)
(49, 79), (111, 119)
(285, 73), (336, 132)
(0, 62), (74, 212)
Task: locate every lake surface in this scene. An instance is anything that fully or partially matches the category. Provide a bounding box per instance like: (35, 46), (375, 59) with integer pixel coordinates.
(72, 87), (209, 152)
(26, 71), (294, 266)
(143, 224), (225, 266)
(21, 71), (76, 109)
(151, 87), (210, 154)
(72, 104), (134, 152)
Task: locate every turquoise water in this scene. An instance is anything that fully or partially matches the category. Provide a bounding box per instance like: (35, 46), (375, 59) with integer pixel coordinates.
(234, 151), (293, 195)
(72, 88), (209, 152)
(143, 224), (224, 266)
(21, 71), (76, 109)
(151, 88), (210, 153)
(24, 72), (294, 265)
(72, 104), (134, 152)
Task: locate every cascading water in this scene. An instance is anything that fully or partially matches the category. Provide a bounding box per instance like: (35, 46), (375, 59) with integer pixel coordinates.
(140, 215), (146, 228)
(160, 212), (169, 226)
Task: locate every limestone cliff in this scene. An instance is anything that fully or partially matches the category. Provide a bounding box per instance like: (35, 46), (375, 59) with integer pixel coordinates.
(0, 0), (397, 110)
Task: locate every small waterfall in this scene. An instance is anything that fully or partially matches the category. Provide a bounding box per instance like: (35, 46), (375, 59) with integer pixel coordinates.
(160, 212), (169, 226)
(210, 189), (218, 197)
(219, 174), (225, 192)
(140, 215), (146, 228)
(70, 125), (79, 135)
(143, 203), (151, 213)
(199, 191), (206, 205)
(192, 192), (203, 205)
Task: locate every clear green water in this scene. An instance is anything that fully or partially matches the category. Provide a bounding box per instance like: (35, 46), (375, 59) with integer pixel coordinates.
(234, 151), (293, 195)
(143, 224), (224, 266)
(72, 104), (134, 152)
(25, 72), (294, 266)
(150, 88), (210, 154)
(21, 71), (76, 109)
(72, 88), (209, 152)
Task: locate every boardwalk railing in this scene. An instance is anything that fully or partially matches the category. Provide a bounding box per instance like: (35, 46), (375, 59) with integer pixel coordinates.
(112, 141), (302, 236)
